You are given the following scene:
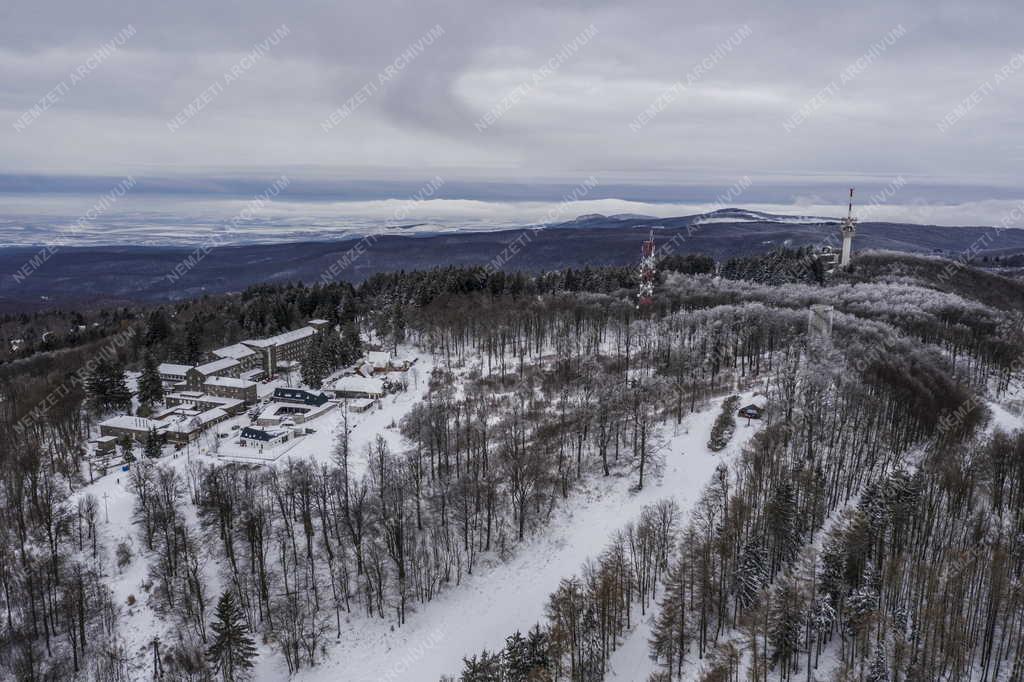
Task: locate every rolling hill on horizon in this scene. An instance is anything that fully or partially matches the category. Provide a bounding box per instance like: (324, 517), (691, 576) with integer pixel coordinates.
(1, 212), (1022, 312)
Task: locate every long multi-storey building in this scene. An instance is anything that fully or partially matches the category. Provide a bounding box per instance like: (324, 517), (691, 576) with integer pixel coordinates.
(160, 320), (332, 395)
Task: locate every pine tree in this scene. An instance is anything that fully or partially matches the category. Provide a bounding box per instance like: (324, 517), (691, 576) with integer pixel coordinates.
(389, 303), (406, 353)
(766, 481), (799, 571)
(144, 309), (171, 347)
(769, 577), (804, 675)
(206, 591), (257, 681)
(818, 533), (846, 605)
(735, 541), (768, 609)
(650, 558), (691, 677)
(321, 330), (345, 370)
(707, 395), (740, 451)
(461, 649), (502, 681)
(184, 317), (204, 365)
(340, 321), (362, 366)
(866, 640), (890, 682)
(845, 565), (878, 641)
(119, 435), (136, 463)
(137, 353), (165, 408)
(811, 595), (835, 637)
(301, 336), (328, 389)
(503, 630), (530, 682)
(87, 357), (131, 412)
(524, 624), (550, 676)
(144, 429), (163, 459)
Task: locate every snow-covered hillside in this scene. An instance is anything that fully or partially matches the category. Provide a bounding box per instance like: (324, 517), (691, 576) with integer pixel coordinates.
(274, 392), (765, 682)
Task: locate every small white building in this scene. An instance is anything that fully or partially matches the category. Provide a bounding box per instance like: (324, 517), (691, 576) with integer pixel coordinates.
(99, 415), (169, 442)
(333, 376), (386, 399)
(366, 351), (393, 372)
(347, 398), (379, 413)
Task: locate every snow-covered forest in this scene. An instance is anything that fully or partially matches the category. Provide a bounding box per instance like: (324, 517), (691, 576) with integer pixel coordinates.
(1, 251), (1023, 681)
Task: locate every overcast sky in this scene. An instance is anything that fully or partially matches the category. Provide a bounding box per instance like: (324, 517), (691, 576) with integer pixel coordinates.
(1, 0), (1021, 196)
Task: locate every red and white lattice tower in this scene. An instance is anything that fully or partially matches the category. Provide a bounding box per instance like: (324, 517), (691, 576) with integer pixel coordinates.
(637, 230), (656, 308)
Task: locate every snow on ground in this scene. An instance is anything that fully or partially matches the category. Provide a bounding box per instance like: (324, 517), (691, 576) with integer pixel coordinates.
(988, 399), (1024, 434)
(71, 346), (433, 678)
(261, 391), (764, 682)
(249, 353), (432, 477)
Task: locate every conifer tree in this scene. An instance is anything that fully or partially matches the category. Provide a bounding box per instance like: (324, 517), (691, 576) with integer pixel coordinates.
(137, 353), (165, 408)
(866, 640), (890, 682)
(766, 482), (799, 572)
(144, 309), (171, 347)
(735, 541), (768, 609)
(184, 317), (204, 365)
(301, 336), (328, 389)
(707, 395), (740, 451)
(524, 625), (550, 676)
(87, 357), (131, 412)
(341, 321), (363, 366)
(768, 576), (804, 676)
(143, 429), (163, 459)
(650, 558), (691, 676)
(460, 649), (502, 681)
(503, 630), (530, 681)
(206, 591), (257, 681)
(119, 435), (136, 463)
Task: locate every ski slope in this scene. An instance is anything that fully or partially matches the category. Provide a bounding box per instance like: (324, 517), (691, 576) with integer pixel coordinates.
(262, 392), (765, 682)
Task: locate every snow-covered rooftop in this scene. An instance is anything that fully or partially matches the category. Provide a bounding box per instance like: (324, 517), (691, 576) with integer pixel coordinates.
(334, 376), (385, 394)
(366, 351), (391, 367)
(211, 343), (257, 360)
(243, 326), (315, 348)
(158, 363), (192, 376)
(203, 376), (257, 390)
(194, 357), (240, 375)
(99, 415), (167, 431)
(162, 408), (227, 432)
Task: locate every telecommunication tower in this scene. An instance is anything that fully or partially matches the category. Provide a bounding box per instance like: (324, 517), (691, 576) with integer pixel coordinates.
(840, 188), (857, 268)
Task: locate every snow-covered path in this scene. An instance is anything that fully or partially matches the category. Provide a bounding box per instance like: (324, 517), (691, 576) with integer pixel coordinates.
(266, 392), (764, 682)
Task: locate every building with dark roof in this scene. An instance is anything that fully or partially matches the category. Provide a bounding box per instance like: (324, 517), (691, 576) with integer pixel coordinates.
(273, 387), (330, 407)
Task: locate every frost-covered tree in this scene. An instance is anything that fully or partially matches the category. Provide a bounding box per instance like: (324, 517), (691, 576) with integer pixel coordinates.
(866, 640), (890, 682)
(503, 631), (530, 681)
(707, 395), (740, 451)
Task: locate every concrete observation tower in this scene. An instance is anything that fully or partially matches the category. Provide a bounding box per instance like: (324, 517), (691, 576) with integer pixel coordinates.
(840, 187), (857, 268)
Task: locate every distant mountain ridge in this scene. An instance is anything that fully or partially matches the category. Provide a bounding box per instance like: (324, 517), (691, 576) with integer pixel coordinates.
(561, 208), (840, 228)
(1, 213), (1022, 312)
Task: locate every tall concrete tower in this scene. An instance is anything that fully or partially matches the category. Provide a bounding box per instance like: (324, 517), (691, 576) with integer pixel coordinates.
(840, 187), (857, 268)
(808, 304), (834, 339)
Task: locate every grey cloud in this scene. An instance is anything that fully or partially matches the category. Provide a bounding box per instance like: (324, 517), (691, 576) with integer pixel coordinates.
(0, 0), (1021, 190)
